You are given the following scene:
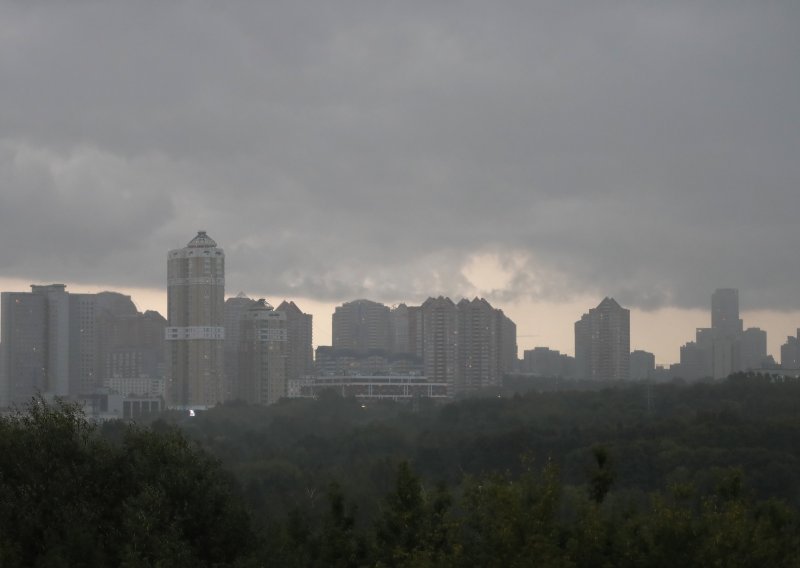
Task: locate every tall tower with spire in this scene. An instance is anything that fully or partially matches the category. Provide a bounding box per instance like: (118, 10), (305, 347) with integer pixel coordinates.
(166, 231), (225, 408)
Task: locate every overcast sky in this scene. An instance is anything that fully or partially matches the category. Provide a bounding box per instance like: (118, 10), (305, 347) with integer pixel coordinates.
(1, 2), (798, 359)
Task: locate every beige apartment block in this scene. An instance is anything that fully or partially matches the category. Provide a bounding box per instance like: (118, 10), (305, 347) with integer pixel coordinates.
(166, 231), (225, 409)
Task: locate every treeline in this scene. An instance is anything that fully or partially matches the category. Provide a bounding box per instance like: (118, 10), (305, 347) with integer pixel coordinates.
(260, 456), (800, 567)
(154, 372), (800, 521)
(4, 374), (800, 565)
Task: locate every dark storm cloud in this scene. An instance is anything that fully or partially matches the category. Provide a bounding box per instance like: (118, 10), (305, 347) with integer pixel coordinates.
(1, 1), (798, 309)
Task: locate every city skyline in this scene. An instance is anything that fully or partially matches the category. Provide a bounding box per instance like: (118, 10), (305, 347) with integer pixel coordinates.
(1, 3), (799, 366)
(2, 272), (798, 367)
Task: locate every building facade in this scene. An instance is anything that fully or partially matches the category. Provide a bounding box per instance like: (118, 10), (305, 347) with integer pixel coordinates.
(630, 350), (655, 380)
(457, 298), (499, 392)
(332, 299), (391, 352)
(740, 327), (767, 371)
(97, 292), (166, 396)
(421, 297), (459, 394)
(238, 299), (287, 405)
(677, 289), (752, 380)
(69, 293), (98, 395)
(166, 231), (225, 408)
(522, 347), (576, 378)
(276, 300), (313, 385)
(1, 285), (169, 407)
(711, 288), (744, 339)
(574, 297), (630, 381)
(781, 331), (800, 369)
(224, 293), (256, 400)
(1, 290), (48, 405)
(0, 284), (86, 405)
(497, 310), (518, 377)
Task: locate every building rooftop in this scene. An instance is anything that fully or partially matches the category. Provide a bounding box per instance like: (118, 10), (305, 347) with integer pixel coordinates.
(186, 230), (217, 248)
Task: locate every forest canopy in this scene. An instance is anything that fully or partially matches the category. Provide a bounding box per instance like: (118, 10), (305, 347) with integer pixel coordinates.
(3, 373), (800, 566)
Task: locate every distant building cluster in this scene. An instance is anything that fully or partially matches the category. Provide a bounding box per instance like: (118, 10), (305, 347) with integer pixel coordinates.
(782, 333), (800, 369)
(519, 298), (632, 382)
(1, 284), (166, 417)
(3, 231), (519, 413)
(670, 289), (775, 380)
(165, 232), (313, 410)
(521, 288), (797, 384)
(0, 231), (315, 416)
(4, 231), (797, 412)
(310, 297), (517, 398)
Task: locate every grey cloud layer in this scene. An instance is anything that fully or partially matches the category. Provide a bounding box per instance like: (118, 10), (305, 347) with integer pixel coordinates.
(1, 2), (798, 310)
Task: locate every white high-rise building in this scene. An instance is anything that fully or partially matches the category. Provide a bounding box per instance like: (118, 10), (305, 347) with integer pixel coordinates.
(166, 231), (225, 408)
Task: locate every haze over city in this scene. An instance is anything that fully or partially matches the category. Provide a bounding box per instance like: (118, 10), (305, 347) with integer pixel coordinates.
(5, 4), (800, 565)
(1, 2), (799, 363)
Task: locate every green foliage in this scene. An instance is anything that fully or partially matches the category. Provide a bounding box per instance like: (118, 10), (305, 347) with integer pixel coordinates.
(588, 446), (614, 504)
(158, 376), (800, 514)
(459, 459), (566, 568)
(318, 482), (366, 568)
(374, 461), (460, 567)
(0, 397), (253, 567)
(7, 376), (800, 566)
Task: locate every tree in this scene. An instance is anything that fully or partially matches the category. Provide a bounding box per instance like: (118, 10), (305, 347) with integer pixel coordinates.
(0, 397), (253, 567)
(588, 446), (615, 504)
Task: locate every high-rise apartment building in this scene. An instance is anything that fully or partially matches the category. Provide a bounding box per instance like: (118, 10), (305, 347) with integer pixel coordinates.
(630, 350), (655, 380)
(421, 296), (459, 394)
(332, 299), (391, 352)
(238, 299), (287, 405)
(33, 284), (71, 396)
(457, 298), (499, 392)
(1, 284), (109, 405)
(224, 296), (312, 402)
(96, 292), (166, 396)
(497, 310), (518, 376)
(276, 300), (313, 382)
(1, 290), (48, 405)
(781, 331), (800, 369)
(1, 284), (76, 404)
(740, 327), (767, 371)
(224, 293), (256, 400)
(679, 341), (709, 380)
(318, 296), (516, 397)
(574, 314), (591, 381)
(389, 304), (411, 355)
(69, 293), (98, 395)
(407, 305), (424, 360)
(574, 298), (630, 381)
(1, 285), (170, 406)
(166, 231), (225, 408)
